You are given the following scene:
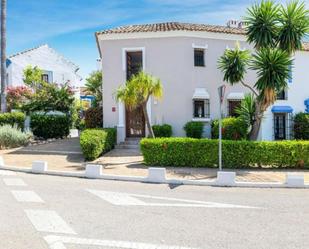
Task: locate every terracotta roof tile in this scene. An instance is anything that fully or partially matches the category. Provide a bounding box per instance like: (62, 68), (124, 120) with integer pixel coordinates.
(96, 22), (246, 35)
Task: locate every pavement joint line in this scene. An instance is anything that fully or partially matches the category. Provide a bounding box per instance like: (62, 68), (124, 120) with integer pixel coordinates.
(18, 149), (83, 155)
(3, 178), (27, 186)
(44, 235), (200, 249)
(25, 209), (77, 235)
(11, 190), (44, 203)
(87, 189), (259, 209)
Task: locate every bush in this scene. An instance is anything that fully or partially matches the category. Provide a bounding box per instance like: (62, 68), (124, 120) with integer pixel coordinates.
(140, 138), (309, 168)
(0, 112), (26, 130)
(183, 121), (204, 138)
(0, 125), (32, 149)
(294, 112), (309, 140)
(212, 117), (248, 140)
(80, 128), (116, 160)
(30, 113), (72, 139)
(152, 124), (172, 137)
(85, 107), (103, 128)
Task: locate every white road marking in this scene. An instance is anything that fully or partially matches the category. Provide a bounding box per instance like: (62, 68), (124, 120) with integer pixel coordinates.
(3, 178), (27, 186)
(25, 210), (76, 235)
(87, 189), (258, 209)
(44, 235), (199, 249)
(0, 170), (16, 176)
(11, 190), (44, 203)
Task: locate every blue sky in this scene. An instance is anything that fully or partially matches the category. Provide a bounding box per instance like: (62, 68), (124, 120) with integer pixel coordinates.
(6, 0), (308, 83)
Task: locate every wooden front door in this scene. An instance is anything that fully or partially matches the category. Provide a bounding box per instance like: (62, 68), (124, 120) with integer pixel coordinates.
(126, 106), (145, 137)
(125, 51), (145, 137)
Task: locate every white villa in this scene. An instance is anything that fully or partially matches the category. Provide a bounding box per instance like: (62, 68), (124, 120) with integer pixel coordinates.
(95, 21), (309, 143)
(6, 44), (82, 97)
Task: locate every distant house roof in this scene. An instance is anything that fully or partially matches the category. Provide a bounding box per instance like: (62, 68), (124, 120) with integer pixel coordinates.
(96, 22), (245, 36)
(96, 22), (309, 52)
(9, 44), (80, 72)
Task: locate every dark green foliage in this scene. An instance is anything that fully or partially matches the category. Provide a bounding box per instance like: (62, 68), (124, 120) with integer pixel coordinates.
(152, 124), (172, 137)
(211, 117), (248, 140)
(0, 112), (26, 129)
(84, 107), (103, 128)
(294, 112), (309, 140)
(30, 114), (72, 139)
(183, 121), (204, 138)
(140, 138), (309, 168)
(80, 128), (116, 161)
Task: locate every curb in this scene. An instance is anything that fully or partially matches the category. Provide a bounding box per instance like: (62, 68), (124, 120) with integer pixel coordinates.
(0, 160), (308, 189)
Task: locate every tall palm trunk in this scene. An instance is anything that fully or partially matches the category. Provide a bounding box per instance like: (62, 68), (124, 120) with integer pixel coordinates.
(142, 102), (154, 138)
(249, 102), (263, 140)
(0, 0), (7, 113)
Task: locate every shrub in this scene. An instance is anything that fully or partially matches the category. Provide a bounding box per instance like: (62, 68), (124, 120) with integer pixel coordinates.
(140, 138), (309, 168)
(84, 106), (103, 128)
(152, 124), (172, 137)
(211, 117), (248, 140)
(294, 112), (309, 140)
(6, 86), (33, 111)
(183, 121), (204, 138)
(0, 112), (26, 130)
(30, 113), (72, 139)
(80, 128), (116, 160)
(0, 125), (32, 149)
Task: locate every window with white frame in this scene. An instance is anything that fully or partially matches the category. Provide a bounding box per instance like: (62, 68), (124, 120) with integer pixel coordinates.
(193, 99), (210, 118)
(194, 49), (205, 67)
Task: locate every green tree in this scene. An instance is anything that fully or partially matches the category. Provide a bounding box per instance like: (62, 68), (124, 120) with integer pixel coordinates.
(116, 71), (163, 138)
(85, 71), (102, 107)
(218, 0), (309, 140)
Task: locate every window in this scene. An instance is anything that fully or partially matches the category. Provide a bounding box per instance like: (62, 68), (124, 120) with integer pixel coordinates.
(42, 74), (49, 83)
(277, 89), (287, 100)
(193, 99), (210, 118)
(228, 100), (242, 117)
(274, 113), (287, 140)
(194, 49), (205, 67)
(126, 51), (143, 80)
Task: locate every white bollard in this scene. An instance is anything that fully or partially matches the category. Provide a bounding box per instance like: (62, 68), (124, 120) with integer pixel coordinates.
(147, 168), (166, 183)
(0, 156), (4, 166)
(85, 164), (102, 178)
(69, 129), (79, 138)
(286, 173), (304, 188)
(216, 171), (236, 186)
(32, 161), (48, 173)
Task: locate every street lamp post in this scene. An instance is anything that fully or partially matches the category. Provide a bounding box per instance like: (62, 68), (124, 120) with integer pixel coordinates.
(218, 85), (226, 171)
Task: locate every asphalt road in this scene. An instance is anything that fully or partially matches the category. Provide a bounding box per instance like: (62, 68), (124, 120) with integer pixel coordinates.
(1, 170), (309, 249)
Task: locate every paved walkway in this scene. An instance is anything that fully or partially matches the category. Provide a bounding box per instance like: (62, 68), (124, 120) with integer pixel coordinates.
(1, 139), (309, 183)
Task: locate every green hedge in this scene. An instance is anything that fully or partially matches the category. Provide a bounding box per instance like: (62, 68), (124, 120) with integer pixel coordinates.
(80, 128), (116, 161)
(152, 124), (172, 137)
(140, 138), (309, 168)
(212, 117), (248, 140)
(30, 114), (71, 139)
(0, 112), (25, 129)
(183, 121), (204, 138)
(294, 112), (309, 140)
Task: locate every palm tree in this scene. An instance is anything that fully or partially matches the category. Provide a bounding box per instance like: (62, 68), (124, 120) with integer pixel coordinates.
(85, 71), (103, 107)
(116, 71), (163, 138)
(0, 0), (7, 113)
(218, 0), (308, 140)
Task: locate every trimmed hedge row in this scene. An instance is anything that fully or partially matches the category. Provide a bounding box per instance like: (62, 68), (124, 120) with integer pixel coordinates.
(30, 114), (71, 139)
(140, 138), (309, 168)
(152, 124), (172, 137)
(0, 112), (25, 129)
(80, 128), (116, 161)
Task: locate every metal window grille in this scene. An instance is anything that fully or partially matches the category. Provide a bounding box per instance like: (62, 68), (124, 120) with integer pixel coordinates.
(193, 99), (210, 118)
(194, 49), (205, 67)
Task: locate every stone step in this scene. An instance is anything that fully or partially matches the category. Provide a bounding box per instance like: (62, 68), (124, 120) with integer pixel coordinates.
(123, 140), (140, 145)
(115, 144), (140, 150)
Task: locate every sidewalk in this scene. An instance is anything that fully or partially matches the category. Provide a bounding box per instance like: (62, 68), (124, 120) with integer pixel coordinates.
(1, 140), (309, 183)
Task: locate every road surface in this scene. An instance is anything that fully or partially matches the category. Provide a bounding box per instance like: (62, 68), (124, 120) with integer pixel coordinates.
(0, 170), (308, 249)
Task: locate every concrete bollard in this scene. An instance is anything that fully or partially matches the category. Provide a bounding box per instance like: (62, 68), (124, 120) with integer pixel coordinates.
(286, 173), (304, 188)
(147, 168), (166, 183)
(0, 156), (4, 166)
(216, 171), (236, 186)
(32, 161), (48, 173)
(85, 164), (102, 178)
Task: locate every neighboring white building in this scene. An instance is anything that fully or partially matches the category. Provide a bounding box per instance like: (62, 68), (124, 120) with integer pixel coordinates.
(95, 22), (309, 142)
(6, 44), (82, 97)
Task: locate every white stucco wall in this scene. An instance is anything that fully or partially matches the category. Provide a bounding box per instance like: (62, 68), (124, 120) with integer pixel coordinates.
(260, 51), (309, 140)
(7, 45), (82, 91)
